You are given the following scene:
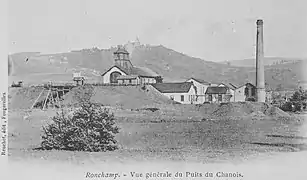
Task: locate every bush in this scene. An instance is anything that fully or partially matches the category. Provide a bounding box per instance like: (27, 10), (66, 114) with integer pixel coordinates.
(289, 88), (307, 112)
(293, 102), (302, 112)
(280, 101), (293, 112)
(40, 85), (120, 152)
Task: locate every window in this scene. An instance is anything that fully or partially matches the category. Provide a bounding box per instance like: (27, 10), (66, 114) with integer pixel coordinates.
(181, 95), (184, 102)
(218, 94), (222, 101)
(208, 95), (212, 101)
(244, 87), (249, 96)
(129, 79), (132, 84)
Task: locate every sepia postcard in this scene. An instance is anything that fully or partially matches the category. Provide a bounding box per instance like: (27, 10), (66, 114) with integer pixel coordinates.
(2, 0), (307, 179)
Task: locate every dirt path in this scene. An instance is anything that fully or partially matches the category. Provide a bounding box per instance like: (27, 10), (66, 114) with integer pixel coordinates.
(7, 150), (307, 180)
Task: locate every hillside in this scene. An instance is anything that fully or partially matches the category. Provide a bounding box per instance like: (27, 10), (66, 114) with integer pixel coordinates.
(220, 57), (307, 67)
(8, 44), (305, 90)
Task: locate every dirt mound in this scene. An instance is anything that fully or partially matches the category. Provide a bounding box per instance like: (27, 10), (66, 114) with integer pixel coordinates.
(264, 106), (291, 117)
(249, 111), (266, 118)
(210, 102), (289, 118)
(62, 86), (173, 109)
(9, 85), (173, 110)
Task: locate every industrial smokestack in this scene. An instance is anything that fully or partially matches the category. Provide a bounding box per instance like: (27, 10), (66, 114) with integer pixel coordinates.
(256, 19), (265, 102)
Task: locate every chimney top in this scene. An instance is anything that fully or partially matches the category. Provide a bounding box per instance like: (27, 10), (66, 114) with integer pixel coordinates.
(256, 19), (263, 25)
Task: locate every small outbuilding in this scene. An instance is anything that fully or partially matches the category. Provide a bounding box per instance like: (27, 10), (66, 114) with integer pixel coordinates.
(151, 82), (197, 104)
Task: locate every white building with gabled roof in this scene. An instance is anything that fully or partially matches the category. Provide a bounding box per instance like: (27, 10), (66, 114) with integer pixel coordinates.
(185, 78), (211, 104)
(151, 82), (197, 104)
(101, 45), (162, 85)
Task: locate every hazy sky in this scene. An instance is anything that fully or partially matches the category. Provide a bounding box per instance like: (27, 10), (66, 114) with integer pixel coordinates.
(9, 0), (307, 61)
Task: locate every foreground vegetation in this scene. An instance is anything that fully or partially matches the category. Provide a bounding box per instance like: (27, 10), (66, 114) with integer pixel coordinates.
(8, 106), (306, 163)
(41, 85), (120, 152)
(276, 87), (307, 112)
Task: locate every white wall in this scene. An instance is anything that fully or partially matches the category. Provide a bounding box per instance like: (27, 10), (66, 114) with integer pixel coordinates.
(234, 86), (246, 102)
(217, 84), (235, 102)
(102, 66), (127, 84)
(163, 86), (196, 104)
(118, 78), (140, 85)
(229, 89), (235, 102)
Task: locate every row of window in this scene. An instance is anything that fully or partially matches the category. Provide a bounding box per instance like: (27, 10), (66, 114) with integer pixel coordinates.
(188, 95), (196, 101)
(207, 94), (222, 101)
(120, 79), (133, 84)
(170, 95), (185, 102)
(170, 95), (225, 102)
(170, 95), (199, 102)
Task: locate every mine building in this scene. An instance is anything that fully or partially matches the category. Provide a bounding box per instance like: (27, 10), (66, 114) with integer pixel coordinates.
(101, 45), (162, 85)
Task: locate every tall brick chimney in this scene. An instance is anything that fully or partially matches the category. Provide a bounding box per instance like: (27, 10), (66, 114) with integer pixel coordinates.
(256, 19), (265, 102)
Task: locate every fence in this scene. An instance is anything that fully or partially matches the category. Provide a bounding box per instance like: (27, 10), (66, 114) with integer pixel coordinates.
(10, 81), (157, 88)
(84, 83), (155, 87)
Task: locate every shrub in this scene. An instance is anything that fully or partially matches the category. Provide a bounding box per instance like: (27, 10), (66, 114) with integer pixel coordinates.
(293, 102), (302, 112)
(40, 85), (120, 152)
(303, 102), (307, 110)
(141, 85), (146, 91)
(289, 88), (307, 112)
(280, 101), (293, 112)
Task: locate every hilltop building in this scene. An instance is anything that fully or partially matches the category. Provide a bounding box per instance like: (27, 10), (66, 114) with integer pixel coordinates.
(151, 82), (197, 104)
(101, 45), (162, 85)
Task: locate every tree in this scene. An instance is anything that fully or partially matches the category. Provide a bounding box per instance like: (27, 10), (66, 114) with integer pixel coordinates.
(271, 92), (285, 106)
(40, 85), (120, 152)
(289, 87), (307, 111)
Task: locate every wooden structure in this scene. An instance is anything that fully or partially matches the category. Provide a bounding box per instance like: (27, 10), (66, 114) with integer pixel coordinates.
(29, 82), (75, 111)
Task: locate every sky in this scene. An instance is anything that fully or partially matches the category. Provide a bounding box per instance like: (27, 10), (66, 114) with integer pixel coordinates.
(8, 0), (307, 61)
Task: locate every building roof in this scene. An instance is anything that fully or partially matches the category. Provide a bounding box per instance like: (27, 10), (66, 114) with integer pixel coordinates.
(235, 82), (255, 89)
(245, 82), (256, 87)
(228, 83), (237, 89)
(187, 78), (211, 85)
(208, 81), (220, 86)
(131, 66), (159, 77)
(151, 82), (193, 93)
(101, 65), (159, 78)
(205, 86), (228, 94)
(218, 83), (237, 90)
(101, 65), (129, 76)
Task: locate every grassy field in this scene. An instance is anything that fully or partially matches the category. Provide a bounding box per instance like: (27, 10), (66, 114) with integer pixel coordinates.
(8, 106), (307, 164)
